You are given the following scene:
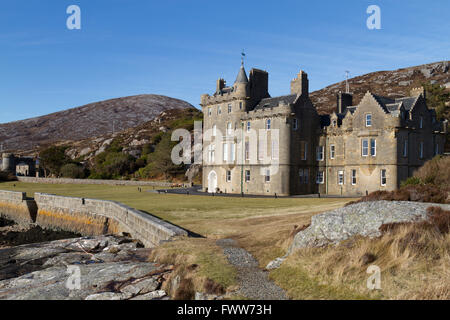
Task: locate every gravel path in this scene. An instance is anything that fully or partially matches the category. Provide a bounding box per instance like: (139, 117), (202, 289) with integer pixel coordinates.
(217, 239), (287, 300)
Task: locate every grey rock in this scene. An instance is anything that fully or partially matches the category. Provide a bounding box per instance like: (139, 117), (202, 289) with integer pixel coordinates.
(120, 277), (159, 295)
(130, 290), (167, 300)
(289, 201), (450, 252)
(0, 235), (172, 300)
(85, 292), (133, 300)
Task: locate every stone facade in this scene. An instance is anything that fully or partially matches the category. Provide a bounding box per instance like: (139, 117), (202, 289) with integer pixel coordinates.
(200, 64), (447, 196)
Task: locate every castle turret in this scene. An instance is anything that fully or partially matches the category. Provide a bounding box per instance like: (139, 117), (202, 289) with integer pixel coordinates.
(233, 63), (249, 98)
(1, 153), (15, 173)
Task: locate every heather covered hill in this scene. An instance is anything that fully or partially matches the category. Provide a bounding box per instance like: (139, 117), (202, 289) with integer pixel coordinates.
(310, 61), (449, 114)
(0, 94), (193, 152)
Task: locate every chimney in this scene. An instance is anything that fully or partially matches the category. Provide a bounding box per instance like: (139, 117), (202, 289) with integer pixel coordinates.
(337, 91), (353, 114)
(290, 70), (309, 97)
(216, 78), (226, 93)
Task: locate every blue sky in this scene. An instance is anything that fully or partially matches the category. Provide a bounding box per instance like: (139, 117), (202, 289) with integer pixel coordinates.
(0, 0), (449, 123)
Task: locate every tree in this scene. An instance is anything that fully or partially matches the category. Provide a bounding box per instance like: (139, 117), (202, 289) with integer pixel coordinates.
(422, 82), (450, 121)
(60, 163), (87, 179)
(39, 146), (71, 177)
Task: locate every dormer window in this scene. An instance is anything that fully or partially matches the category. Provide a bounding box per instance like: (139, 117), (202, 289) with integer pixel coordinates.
(419, 116), (423, 129)
(208, 107), (212, 116)
(332, 120), (337, 127)
(228, 104), (232, 113)
(266, 119), (271, 130)
(366, 114), (372, 127)
(218, 106), (222, 115)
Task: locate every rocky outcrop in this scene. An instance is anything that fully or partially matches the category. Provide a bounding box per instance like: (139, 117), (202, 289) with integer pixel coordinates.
(266, 201), (450, 269)
(0, 235), (171, 300)
(289, 201), (450, 251)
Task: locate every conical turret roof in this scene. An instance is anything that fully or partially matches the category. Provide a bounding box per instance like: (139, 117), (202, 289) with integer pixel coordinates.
(235, 64), (248, 84)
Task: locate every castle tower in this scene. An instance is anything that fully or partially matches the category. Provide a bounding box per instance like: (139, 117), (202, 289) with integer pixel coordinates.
(233, 63), (249, 98)
(1, 153), (15, 173)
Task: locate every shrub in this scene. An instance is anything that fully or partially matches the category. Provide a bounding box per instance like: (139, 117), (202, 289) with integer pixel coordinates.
(400, 176), (422, 188)
(60, 163), (87, 179)
(0, 171), (17, 182)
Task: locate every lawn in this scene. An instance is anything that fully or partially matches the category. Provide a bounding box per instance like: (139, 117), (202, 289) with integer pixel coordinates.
(0, 181), (356, 299)
(0, 181), (352, 236)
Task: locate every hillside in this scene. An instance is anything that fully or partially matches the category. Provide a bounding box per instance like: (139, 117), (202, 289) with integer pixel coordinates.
(310, 61), (449, 114)
(0, 94), (193, 153)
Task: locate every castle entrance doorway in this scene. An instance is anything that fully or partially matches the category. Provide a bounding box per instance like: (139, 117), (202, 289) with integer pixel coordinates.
(208, 170), (217, 193)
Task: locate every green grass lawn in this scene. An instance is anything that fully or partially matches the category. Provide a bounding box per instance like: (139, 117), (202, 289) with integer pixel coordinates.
(0, 181), (352, 231)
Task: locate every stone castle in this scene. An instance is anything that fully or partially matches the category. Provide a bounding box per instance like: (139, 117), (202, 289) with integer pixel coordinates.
(0, 153), (37, 177)
(200, 63), (447, 196)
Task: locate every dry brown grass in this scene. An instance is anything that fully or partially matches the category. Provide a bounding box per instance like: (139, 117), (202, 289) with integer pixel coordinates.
(149, 238), (237, 299)
(270, 207), (450, 299)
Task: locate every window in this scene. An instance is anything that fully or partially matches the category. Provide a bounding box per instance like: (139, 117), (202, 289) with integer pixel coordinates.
(332, 120), (337, 127)
(245, 141), (250, 160)
(304, 169), (309, 184)
(265, 169), (271, 183)
(246, 121), (251, 133)
(403, 140), (408, 157)
(223, 143), (228, 162)
(226, 170), (231, 182)
(351, 169), (357, 185)
(228, 104), (232, 113)
(370, 139), (376, 156)
(301, 141), (308, 160)
(266, 119), (271, 130)
(230, 143), (236, 162)
(239, 102), (243, 110)
(316, 146), (324, 161)
(435, 143), (439, 156)
(245, 170), (251, 182)
(330, 145), (336, 159)
(316, 171), (324, 184)
(217, 106), (221, 115)
(227, 122), (232, 135)
(299, 169), (304, 184)
(212, 125), (217, 137)
(366, 114), (372, 127)
(362, 139), (369, 157)
(272, 139), (279, 160)
(208, 107), (212, 116)
(338, 171), (344, 185)
(419, 142), (424, 159)
(381, 169), (387, 186)
(419, 116), (423, 129)
(293, 118), (298, 130)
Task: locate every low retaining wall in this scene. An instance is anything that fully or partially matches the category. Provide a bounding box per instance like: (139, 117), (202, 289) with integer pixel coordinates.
(0, 190), (187, 247)
(0, 190), (37, 224)
(17, 177), (185, 188)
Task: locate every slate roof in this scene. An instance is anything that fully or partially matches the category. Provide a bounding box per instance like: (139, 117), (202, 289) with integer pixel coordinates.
(254, 94), (297, 110)
(235, 65), (248, 83)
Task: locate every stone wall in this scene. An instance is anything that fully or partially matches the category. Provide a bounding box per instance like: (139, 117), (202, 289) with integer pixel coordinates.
(0, 190), (187, 247)
(0, 190), (36, 224)
(17, 176), (177, 187)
